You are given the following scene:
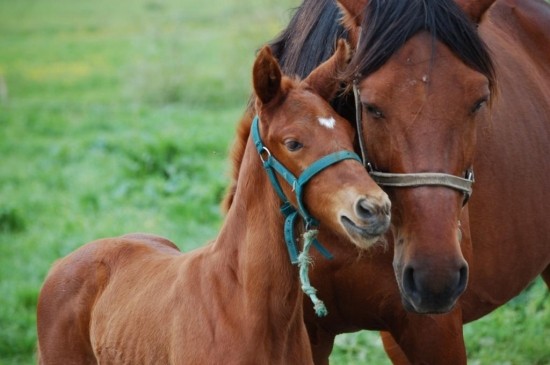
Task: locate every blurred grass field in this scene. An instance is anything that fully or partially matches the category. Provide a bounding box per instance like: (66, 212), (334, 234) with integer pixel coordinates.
(0, 0), (548, 364)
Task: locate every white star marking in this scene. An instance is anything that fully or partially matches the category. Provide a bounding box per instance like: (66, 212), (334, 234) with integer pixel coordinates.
(318, 116), (336, 129)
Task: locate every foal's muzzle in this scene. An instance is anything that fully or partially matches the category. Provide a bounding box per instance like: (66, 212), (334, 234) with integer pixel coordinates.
(340, 195), (391, 244)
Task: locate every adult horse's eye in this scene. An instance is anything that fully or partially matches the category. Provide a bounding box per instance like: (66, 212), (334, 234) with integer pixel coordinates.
(284, 139), (303, 152)
(471, 98), (488, 114)
(364, 103), (385, 119)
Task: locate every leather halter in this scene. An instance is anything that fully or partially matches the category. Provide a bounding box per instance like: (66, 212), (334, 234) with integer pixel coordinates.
(251, 116), (363, 263)
(352, 81), (474, 205)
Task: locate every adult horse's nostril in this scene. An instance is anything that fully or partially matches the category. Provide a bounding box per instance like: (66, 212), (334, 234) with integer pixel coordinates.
(400, 261), (469, 313)
(455, 264), (469, 297)
(402, 266), (419, 302)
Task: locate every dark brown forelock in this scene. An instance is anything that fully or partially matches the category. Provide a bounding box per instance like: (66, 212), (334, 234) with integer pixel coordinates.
(343, 0), (496, 95)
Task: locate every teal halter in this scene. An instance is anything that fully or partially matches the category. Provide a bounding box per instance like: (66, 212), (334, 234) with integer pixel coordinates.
(251, 115), (362, 264)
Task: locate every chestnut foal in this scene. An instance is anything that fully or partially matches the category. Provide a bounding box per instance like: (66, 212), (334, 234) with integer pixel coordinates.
(36, 41), (390, 365)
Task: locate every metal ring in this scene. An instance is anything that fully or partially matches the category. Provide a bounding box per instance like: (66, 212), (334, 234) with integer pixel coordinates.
(259, 146), (271, 163)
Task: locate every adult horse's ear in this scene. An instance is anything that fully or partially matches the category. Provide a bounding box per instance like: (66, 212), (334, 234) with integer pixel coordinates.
(456, 0), (497, 23)
(253, 46), (282, 106)
(303, 39), (351, 102)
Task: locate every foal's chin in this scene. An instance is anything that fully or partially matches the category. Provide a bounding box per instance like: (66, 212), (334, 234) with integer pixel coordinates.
(338, 215), (389, 250)
(345, 230), (386, 250)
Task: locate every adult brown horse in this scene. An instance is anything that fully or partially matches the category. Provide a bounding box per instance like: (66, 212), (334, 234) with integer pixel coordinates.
(222, 0), (550, 363)
(36, 41), (392, 364)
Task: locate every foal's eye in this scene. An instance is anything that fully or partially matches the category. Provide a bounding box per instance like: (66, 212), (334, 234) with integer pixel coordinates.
(284, 139), (303, 152)
(364, 103), (385, 119)
(471, 98), (488, 114)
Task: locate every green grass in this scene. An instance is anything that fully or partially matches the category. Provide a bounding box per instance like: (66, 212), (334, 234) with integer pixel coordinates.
(1, 0), (548, 364)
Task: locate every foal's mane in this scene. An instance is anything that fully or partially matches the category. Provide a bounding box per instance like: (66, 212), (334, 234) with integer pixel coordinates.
(342, 0), (496, 93)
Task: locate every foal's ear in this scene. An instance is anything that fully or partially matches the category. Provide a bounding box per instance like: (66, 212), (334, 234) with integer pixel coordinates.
(303, 39), (351, 102)
(337, 0), (367, 28)
(253, 46), (282, 106)
(456, 0), (496, 23)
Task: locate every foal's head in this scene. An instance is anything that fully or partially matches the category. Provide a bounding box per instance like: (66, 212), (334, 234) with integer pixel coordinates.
(252, 40), (391, 248)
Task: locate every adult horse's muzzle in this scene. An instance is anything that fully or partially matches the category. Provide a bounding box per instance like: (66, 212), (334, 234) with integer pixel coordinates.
(394, 243), (469, 314)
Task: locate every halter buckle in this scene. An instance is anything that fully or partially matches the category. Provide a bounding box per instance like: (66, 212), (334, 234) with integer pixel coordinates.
(465, 169), (475, 182)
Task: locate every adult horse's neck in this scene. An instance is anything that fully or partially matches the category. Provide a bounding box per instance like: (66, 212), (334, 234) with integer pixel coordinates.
(212, 135), (312, 362)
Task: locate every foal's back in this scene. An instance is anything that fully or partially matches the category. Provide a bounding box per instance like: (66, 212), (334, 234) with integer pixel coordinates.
(38, 234), (258, 364)
(37, 234), (187, 364)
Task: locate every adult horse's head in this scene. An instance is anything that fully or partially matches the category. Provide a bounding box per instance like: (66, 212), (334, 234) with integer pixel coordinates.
(339, 0), (496, 313)
(253, 40), (391, 249)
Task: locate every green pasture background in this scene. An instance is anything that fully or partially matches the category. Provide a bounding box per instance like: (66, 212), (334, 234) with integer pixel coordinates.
(1, 0), (548, 364)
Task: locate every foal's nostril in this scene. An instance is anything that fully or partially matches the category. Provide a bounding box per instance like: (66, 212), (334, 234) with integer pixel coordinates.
(355, 198), (391, 222)
(351, 198), (391, 236)
(382, 201), (391, 217)
(356, 198), (375, 220)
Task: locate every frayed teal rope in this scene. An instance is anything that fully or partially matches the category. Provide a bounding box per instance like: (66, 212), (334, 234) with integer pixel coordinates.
(298, 229), (328, 317)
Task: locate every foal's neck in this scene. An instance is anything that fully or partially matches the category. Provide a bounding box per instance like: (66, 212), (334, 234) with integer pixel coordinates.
(205, 133), (313, 364)
(212, 136), (309, 351)
(219, 137), (302, 298)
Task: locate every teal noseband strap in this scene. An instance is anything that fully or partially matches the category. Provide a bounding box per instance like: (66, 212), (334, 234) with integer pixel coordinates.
(251, 115), (362, 263)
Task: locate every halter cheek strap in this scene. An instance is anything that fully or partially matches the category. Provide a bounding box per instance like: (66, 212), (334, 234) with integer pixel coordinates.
(352, 82), (475, 205)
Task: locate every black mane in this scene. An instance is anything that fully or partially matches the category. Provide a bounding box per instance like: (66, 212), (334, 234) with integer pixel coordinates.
(268, 0), (354, 119)
(264, 0), (495, 118)
(343, 0), (496, 91)
(269, 0), (347, 79)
